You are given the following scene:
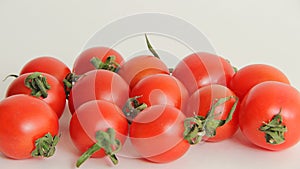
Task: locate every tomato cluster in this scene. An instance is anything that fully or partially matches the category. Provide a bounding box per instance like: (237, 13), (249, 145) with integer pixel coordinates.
(1, 35), (300, 167)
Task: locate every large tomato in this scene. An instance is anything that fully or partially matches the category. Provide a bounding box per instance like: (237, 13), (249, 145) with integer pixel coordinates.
(172, 52), (235, 95)
(72, 46), (124, 75)
(229, 64), (290, 100)
(129, 105), (190, 163)
(117, 55), (170, 89)
(20, 56), (71, 85)
(130, 74), (188, 110)
(69, 100), (128, 166)
(6, 72), (66, 118)
(68, 69), (129, 114)
(239, 81), (300, 151)
(0, 95), (59, 159)
(184, 84), (239, 142)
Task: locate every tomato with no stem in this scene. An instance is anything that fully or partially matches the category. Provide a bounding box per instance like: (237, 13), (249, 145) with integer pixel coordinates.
(69, 100), (128, 166)
(20, 56), (71, 85)
(6, 72), (66, 118)
(130, 74), (188, 110)
(129, 105), (190, 163)
(118, 55), (170, 89)
(229, 64), (290, 100)
(0, 95), (59, 159)
(184, 84), (239, 142)
(72, 47), (124, 75)
(68, 69), (129, 114)
(239, 81), (300, 151)
(172, 52), (235, 95)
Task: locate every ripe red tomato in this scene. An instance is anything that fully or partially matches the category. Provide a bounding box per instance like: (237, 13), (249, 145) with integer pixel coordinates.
(69, 100), (128, 166)
(117, 55), (170, 89)
(184, 84), (239, 142)
(130, 74), (188, 110)
(72, 47), (124, 75)
(229, 64), (290, 100)
(129, 105), (190, 163)
(172, 52), (235, 95)
(20, 56), (71, 85)
(0, 95), (59, 159)
(239, 81), (300, 151)
(68, 69), (129, 114)
(6, 72), (66, 118)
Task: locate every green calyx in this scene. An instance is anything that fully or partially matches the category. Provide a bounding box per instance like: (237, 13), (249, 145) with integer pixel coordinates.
(259, 110), (287, 145)
(25, 72), (51, 98)
(122, 96), (147, 124)
(184, 96), (239, 145)
(63, 72), (82, 99)
(31, 133), (60, 158)
(90, 56), (120, 73)
(76, 128), (122, 168)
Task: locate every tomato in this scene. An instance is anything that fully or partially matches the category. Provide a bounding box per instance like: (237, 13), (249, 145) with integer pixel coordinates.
(229, 64), (290, 100)
(239, 81), (300, 151)
(6, 72), (66, 118)
(0, 94), (59, 159)
(129, 105), (190, 163)
(69, 100), (128, 166)
(130, 74), (188, 110)
(20, 56), (71, 85)
(117, 55), (169, 89)
(72, 47), (124, 75)
(68, 69), (129, 114)
(172, 52), (235, 95)
(184, 84), (239, 142)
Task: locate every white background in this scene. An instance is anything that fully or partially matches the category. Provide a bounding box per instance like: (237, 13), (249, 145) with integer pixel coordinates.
(0, 0), (300, 169)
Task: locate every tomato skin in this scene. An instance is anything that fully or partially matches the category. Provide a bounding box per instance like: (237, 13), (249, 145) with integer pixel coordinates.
(129, 105), (190, 163)
(68, 69), (129, 114)
(117, 55), (169, 89)
(0, 95), (59, 159)
(184, 84), (239, 142)
(72, 47), (124, 75)
(172, 52), (235, 95)
(229, 64), (290, 100)
(6, 73), (66, 118)
(130, 74), (188, 110)
(20, 56), (71, 85)
(69, 100), (128, 158)
(239, 81), (300, 151)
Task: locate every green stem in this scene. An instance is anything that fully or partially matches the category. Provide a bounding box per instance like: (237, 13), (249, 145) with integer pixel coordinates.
(122, 96), (147, 124)
(25, 72), (51, 98)
(31, 133), (60, 158)
(3, 74), (19, 81)
(145, 34), (160, 59)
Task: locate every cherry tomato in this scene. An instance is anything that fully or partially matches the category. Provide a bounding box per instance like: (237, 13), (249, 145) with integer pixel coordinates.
(69, 100), (128, 166)
(184, 84), (239, 142)
(117, 55), (169, 89)
(68, 69), (129, 114)
(229, 64), (290, 100)
(239, 81), (300, 151)
(130, 74), (188, 110)
(129, 105), (190, 163)
(6, 72), (66, 118)
(72, 47), (124, 75)
(0, 94), (59, 159)
(20, 56), (71, 85)
(172, 52), (235, 95)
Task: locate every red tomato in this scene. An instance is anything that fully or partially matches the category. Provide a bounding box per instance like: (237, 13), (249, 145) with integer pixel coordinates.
(117, 55), (169, 89)
(0, 95), (59, 159)
(6, 72), (66, 118)
(184, 84), (239, 142)
(69, 100), (128, 165)
(129, 105), (190, 163)
(229, 64), (290, 100)
(68, 69), (129, 114)
(20, 56), (71, 85)
(239, 81), (300, 151)
(172, 52), (235, 95)
(130, 74), (188, 110)
(72, 47), (124, 75)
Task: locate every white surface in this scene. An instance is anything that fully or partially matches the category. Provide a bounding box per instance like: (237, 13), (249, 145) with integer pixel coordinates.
(1, 0), (300, 169)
